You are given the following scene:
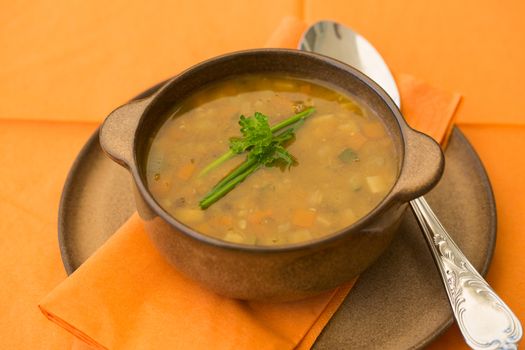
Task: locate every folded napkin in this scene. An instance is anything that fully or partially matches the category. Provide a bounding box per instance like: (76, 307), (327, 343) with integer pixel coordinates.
(40, 17), (461, 350)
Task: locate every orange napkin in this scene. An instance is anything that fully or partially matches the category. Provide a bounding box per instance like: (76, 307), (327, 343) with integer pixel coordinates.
(41, 213), (355, 350)
(39, 17), (461, 350)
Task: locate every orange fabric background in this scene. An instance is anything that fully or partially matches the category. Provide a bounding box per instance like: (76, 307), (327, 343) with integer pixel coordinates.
(1, 1), (524, 349)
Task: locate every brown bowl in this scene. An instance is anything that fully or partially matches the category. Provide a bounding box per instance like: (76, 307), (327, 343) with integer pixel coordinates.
(99, 49), (444, 301)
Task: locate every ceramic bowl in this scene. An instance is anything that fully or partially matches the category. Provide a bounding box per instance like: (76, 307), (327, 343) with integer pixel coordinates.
(99, 49), (444, 301)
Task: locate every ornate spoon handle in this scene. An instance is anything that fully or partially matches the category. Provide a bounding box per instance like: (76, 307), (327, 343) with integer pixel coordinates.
(410, 196), (522, 350)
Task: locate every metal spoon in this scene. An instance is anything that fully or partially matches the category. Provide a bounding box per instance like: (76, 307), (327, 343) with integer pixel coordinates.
(299, 20), (522, 350)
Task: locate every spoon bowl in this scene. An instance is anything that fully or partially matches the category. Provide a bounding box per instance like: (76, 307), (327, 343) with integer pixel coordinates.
(299, 20), (400, 107)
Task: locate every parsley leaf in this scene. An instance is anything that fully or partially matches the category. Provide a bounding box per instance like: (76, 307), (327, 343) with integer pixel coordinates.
(229, 112), (273, 154)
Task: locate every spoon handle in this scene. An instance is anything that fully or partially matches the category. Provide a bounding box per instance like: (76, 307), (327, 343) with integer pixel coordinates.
(410, 196), (522, 350)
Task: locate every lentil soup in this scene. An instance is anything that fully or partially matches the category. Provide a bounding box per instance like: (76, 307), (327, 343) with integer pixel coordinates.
(146, 74), (398, 245)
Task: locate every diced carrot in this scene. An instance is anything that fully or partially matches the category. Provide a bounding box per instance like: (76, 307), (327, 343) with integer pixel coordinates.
(247, 210), (273, 225)
(346, 132), (368, 149)
(292, 209), (317, 228)
(148, 174), (172, 196)
(195, 223), (212, 235)
(217, 215), (233, 227)
(361, 122), (385, 138)
(177, 162), (195, 180)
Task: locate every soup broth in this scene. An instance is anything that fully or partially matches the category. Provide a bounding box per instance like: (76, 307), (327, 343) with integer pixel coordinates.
(146, 74), (398, 245)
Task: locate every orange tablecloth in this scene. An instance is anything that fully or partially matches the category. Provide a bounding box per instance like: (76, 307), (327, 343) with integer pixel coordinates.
(1, 1), (524, 349)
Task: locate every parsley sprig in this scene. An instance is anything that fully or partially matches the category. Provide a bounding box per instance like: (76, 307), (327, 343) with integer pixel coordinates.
(198, 107), (315, 209)
(198, 108), (315, 177)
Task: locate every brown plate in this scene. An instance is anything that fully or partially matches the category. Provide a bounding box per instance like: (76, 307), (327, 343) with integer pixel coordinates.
(58, 84), (496, 349)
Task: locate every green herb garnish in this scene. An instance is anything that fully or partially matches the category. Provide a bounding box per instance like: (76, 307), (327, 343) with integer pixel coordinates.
(198, 107), (315, 209)
(198, 107), (315, 177)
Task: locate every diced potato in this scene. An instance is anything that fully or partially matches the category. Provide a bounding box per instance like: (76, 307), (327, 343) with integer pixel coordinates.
(288, 229), (312, 244)
(348, 175), (364, 191)
(310, 115), (339, 139)
(308, 190), (323, 206)
(174, 208), (204, 223)
(366, 175), (388, 193)
(148, 154), (164, 173)
(237, 219), (247, 230)
(341, 209), (357, 224)
(337, 120), (360, 135)
(317, 215), (332, 227)
(223, 231), (245, 244)
(364, 156), (386, 173)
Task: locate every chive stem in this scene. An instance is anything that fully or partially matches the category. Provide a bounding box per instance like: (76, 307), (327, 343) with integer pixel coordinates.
(269, 107), (315, 133)
(211, 158), (258, 192)
(199, 160), (260, 209)
(198, 150), (235, 177)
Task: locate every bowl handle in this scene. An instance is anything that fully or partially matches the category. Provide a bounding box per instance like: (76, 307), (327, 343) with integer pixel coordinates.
(99, 97), (152, 169)
(393, 128), (445, 201)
